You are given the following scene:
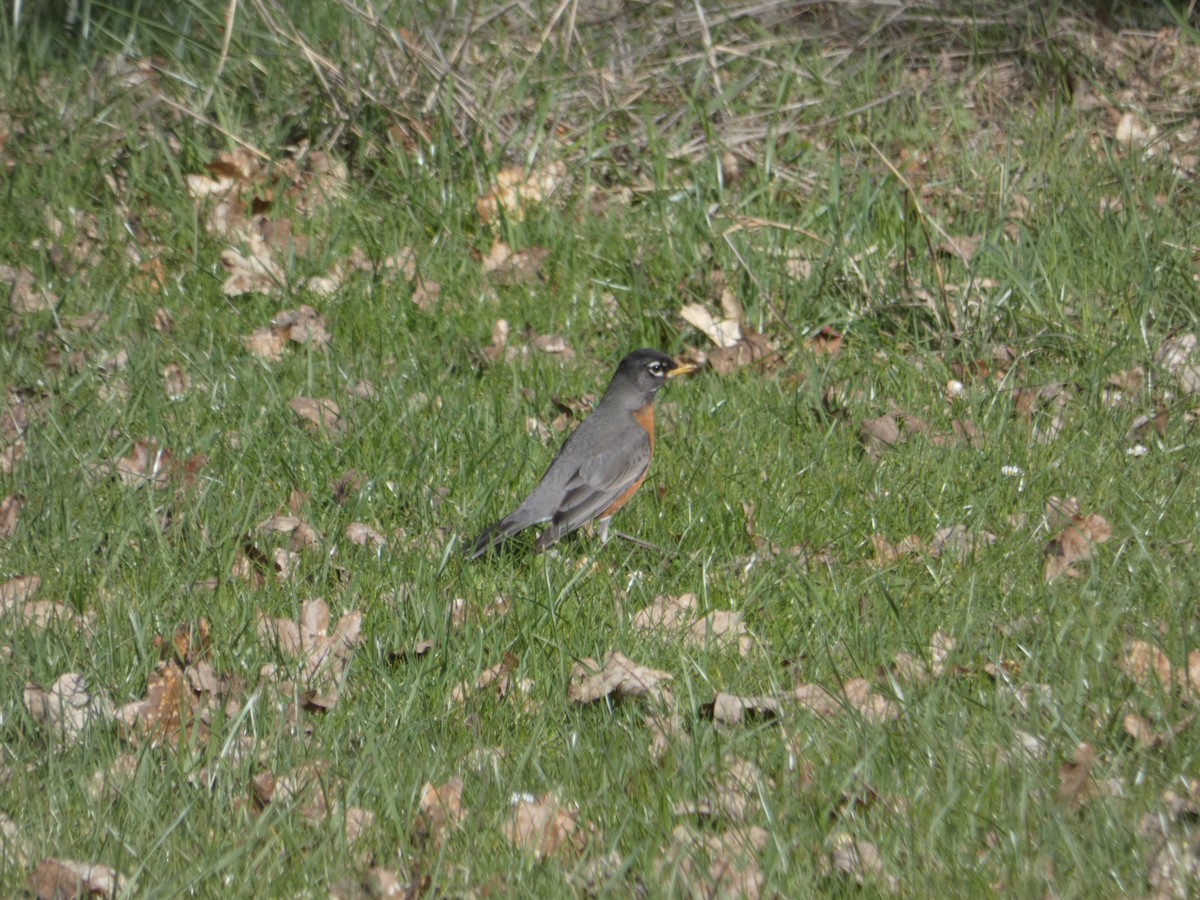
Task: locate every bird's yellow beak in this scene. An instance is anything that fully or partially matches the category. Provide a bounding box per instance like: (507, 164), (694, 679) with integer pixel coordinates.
(666, 362), (698, 379)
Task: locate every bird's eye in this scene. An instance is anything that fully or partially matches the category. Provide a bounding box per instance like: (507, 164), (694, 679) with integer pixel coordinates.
(650, 362), (665, 375)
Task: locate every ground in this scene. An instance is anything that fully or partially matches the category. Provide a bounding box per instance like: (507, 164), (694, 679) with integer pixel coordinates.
(2, 1), (1200, 897)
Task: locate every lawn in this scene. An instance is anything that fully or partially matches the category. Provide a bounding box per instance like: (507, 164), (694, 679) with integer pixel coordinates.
(2, 1), (1200, 896)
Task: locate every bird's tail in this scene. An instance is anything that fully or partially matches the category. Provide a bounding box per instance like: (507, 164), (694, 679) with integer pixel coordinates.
(464, 511), (535, 559)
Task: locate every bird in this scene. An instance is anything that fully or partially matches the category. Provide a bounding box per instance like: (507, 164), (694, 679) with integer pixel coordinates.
(466, 349), (696, 558)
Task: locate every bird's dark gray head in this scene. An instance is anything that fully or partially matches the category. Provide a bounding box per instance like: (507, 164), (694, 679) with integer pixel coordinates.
(604, 349), (696, 408)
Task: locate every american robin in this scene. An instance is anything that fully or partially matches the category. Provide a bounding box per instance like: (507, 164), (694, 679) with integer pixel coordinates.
(466, 349), (696, 558)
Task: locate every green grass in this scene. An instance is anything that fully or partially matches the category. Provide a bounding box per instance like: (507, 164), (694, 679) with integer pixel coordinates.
(2, 1), (1200, 897)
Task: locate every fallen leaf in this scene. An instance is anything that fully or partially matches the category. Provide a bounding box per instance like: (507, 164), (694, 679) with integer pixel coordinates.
(567, 652), (672, 704)
(1014, 383), (1071, 443)
(842, 678), (900, 724)
(675, 756), (772, 823)
(681, 303), (741, 349)
(707, 331), (779, 376)
(480, 239), (550, 285)
(631, 593), (699, 632)
(162, 363), (190, 400)
(257, 515), (322, 552)
(860, 413), (903, 459)
(27, 859), (126, 900)
(1044, 512), (1111, 582)
(110, 439), (173, 489)
(659, 825), (768, 899)
(937, 233), (982, 262)
(503, 792), (590, 861)
(24, 673), (114, 742)
(646, 710), (690, 764)
(930, 525), (996, 562)
(115, 662), (187, 748)
(414, 776), (464, 847)
(819, 833), (900, 893)
(804, 325), (843, 357)
(792, 683), (843, 718)
(274, 304), (331, 351)
(0, 813), (27, 868)
(345, 522), (387, 550)
(220, 237), (284, 296)
(290, 396), (345, 434)
(256, 599), (363, 709)
(450, 653), (534, 709)
(703, 693), (781, 727)
(1056, 742), (1098, 811)
(245, 328), (286, 361)
(687, 610), (753, 657)
(7, 267), (58, 313)
(1121, 640), (1176, 694)
(476, 161), (566, 225)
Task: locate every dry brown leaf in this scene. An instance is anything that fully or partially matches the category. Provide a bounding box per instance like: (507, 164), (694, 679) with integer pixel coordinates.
(1146, 833), (1200, 900)
(252, 762), (370, 841)
(631, 593), (699, 632)
(704, 693), (781, 727)
(1154, 333), (1197, 374)
(1122, 711), (1194, 750)
(115, 662), (187, 748)
(256, 599), (363, 709)
(792, 683), (843, 718)
(476, 161), (566, 225)
(245, 328), (286, 362)
(1122, 640), (1176, 693)
(220, 238), (283, 296)
(930, 525), (996, 562)
(675, 757), (772, 824)
(1184, 652), (1200, 698)
(110, 439), (173, 489)
(290, 396), (344, 434)
(28, 859), (126, 899)
(659, 825), (768, 899)
(1014, 383), (1071, 443)
(480, 318), (511, 365)
(503, 792), (590, 861)
(274, 305), (331, 351)
(819, 833), (900, 893)
(0, 813), (28, 868)
(0, 440), (24, 475)
(860, 413), (903, 459)
(646, 710), (690, 764)
(937, 233), (983, 262)
(680, 303), (741, 349)
(567, 651), (672, 704)
(842, 678), (901, 724)
(687, 609), (753, 657)
(450, 653), (533, 709)
(1057, 742), (1099, 811)
(530, 332), (574, 363)
(345, 522), (387, 550)
(0, 576), (88, 633)
(24, 673), (114, 742)
(804, 325), (843, 357)
(1044, 512), (1111, 582)
(871, 533), (925, 566)
(414, 776), (464, 847)
(480, 239), (550, 285)
(929, 630), (955, 677)
(0, 574), (37, 609)
(708, 332), (779, 376)
(162, 363), (190, 400)
(257, 515), (322, 552)
(7, 267), (58, 313)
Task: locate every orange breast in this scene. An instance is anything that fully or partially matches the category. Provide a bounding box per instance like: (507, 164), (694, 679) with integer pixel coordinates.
(598, 403), (655, 520)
